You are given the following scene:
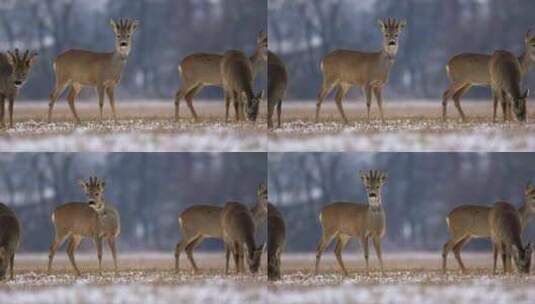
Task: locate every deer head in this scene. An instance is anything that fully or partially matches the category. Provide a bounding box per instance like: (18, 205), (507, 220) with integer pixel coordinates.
(257, 183), (268, 203)
(512, 89), (529, 122)
(378, 17), (406, 57)
(360, 170), (387, 208)
(257, 30), (268, 60)
(525, 30), (535, 60)
(245, 90), (264, 122)
(78, 176), (106, 212)
(524, 182), (535, 211)
(110, 18), (139, 57)
(247, 243), (265, 274)
(0, 246), (8, 280)
(514, 242), (532, 274)
(4, 49), (37, 90)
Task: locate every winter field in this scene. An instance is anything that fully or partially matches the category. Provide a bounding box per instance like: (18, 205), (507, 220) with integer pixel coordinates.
(0, 252), (267, 304)
(3, 252), (533, 304)
(269, 252), (535, 304)
(269, 100), (535, 152)
(0, 100), (267, 152)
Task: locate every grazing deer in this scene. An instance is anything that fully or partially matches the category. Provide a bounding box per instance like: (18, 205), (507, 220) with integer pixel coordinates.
(442, 183), (535, 273)
(220, 50), (263, 123)
(48, 18), (139, 124)
(48, 177), (120, 276)
(442, 31), (535, 122)
(489, 201), (532, 274)
(0, 49), (37, 128)
(315, 170), (387, 276)
(0, 203), (21, 280)
(175, 183), (267, 273)
(268, 203), (286, 281)
(268, 51), (288, 129)
(174, 31), (267, 122)
(489, 50), (529, 122)
(221, 201), (264, 274)
(316, 18), (406, 124)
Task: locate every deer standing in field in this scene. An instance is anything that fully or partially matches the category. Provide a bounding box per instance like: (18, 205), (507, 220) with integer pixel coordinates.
(220, 50), (263, 123)
(48, 18), (139, 124)
(0, 203), (21, 280)
(442, 31), (535, 122)
(489, 201), (532, 274)
(175, 183), (268, 273)
(316, 18), (406, 124)
(221, 201), (264, 274)
(268, 51), (288, 129)
(489, 50), (529, 122)
(315, 170), (387, 276)
(442, 183), (535, 273)
(0, 49), (37, 128)
(174, 31), (267, 122)
(268, 203), (286, 281)
(48, 177), (120, 276)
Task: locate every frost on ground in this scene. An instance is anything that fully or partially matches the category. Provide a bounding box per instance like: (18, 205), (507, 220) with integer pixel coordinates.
(269, 101), (535, 152)
(269, 252), (535, 304)
(0, 101), (267, 152)
(0, 253), (267, 304)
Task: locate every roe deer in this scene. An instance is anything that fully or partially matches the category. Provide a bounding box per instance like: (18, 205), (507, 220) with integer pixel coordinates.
(0, 49), (37, 128)
(316, 18), (406, 124)
(268, 51), (288, 129)
(489, 201), (532, 274)
(48, 18), (139, 124)
(175, 183), (267, 273)
(315, 170), (387, 276)
(442, 31), (535, 122)
(220, 50), (263, 123)
(0, 203), (21, 280)
(48, 177), (120, 276)
(489, 50), (529, 122)
(442, 183), (535, 273)
(174, 31), (267, 122)
(268, 203), (286, 281)
(221, 201), (264, 274)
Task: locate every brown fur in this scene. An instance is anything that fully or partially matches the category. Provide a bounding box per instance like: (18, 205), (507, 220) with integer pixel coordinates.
(0, 203), (21, 280)
(268, 203), (286, 281)
(268, 51), (288, 129)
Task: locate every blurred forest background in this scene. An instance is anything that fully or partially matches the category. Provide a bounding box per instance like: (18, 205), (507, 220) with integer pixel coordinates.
(268, 0), (535, 100)
(268, 153), (535, 252)
(0, 0), (266, 100)
(0, 153), (267, 252)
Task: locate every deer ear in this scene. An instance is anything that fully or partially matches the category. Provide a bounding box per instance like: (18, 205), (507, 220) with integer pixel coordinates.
(110, 19), (118, 33)
(131, 20), (140, 32)
(100, 180), (106, 189)
(28, 51), (38, 66)
(398, 19), (407, 30)
(359, 170), (366, 182)
(377, 19), (386, 32)
(381, 173), (388, 183)
(4, 52), (15, 67)
(78, 179), (87, 191)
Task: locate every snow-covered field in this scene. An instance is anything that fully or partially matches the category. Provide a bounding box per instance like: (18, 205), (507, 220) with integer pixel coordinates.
(3, 252), (534, 304)
(269, 100), (535, 152)
(0, 101), (267, 152)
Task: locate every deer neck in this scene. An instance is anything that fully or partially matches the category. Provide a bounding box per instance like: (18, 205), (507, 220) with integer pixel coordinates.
(368, 196), (383, 212)
(518, 51), (535, 75)
(518, 204), (535, 228)
(250, 50), (267, 79)
(112, 50), (129, 64)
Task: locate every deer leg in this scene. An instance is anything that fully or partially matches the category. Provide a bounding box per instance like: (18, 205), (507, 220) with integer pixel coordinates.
(314, 231), (335, 274)
(364, 85), (373, 122)
(67, 84), (82, 124)
(492, 89), (499, 123)
(107, 238), (118, 274)
(492, 241), (498, 275)
(106, 87), (117, 122)
(8, 95), (14, 128)
(334, 235), (350, 276)
(267, 99), (275, 129)
(500, 93), (508, 123)
(224, 243), (230, 275)
(185, 236), (203, 274)
(185, 86), (201, 122)
(500, 243), (508, 274)
(373, 86), (385, 123)
(9, 252), (14, 280)
(233, 92), (240, 122)
(334, 84), (350, 125)
(48, 233), (69, 274)
(452, 84), (469, 122)
(67, 236), (82, 277)
(224, 90), (231, 123)
(316, 80), (336, 123)
(505, 244), (512, 274)
(372, 235), (384, 274)
(361, 236), (370, 275)
(97, 86), (105, 121)
(0, 95), (5, 128)
(276, 100), (282, 128)
(234, 242), (241, 274)
(94, 237), (103, 275)
(48, 79), (69, 123)
(452, 237), (471, 274)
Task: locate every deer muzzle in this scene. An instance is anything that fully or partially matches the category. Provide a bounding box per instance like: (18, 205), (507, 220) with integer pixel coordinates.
(13, 80), (23, 88)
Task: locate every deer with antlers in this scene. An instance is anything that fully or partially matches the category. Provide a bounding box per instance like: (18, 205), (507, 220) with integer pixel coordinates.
(48, 18), (139, 124)
(0, 49), (37, 128)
